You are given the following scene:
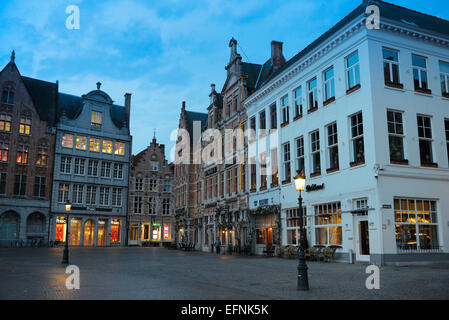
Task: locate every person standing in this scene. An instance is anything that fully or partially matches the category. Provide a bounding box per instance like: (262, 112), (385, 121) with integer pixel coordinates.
(214, 238), (221, 255)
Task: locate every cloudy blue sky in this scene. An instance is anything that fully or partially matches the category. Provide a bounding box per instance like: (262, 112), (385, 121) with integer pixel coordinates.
(0, 0), (447, 160)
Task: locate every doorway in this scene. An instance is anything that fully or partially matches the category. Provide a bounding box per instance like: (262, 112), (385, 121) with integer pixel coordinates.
(356, 218), (370, 261)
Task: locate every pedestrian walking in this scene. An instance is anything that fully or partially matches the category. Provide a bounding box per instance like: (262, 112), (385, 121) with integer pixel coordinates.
(214, 238), (221, 255)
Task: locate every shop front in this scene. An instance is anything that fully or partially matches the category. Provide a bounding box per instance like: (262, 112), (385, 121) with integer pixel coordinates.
(253, 212), (279, 255)
(97, 219), (107, 246)
(55, 216), (67, 243)
(110, 219), (121, 245)
(69, 218), (82, 246)
(139, 221), (172, 245)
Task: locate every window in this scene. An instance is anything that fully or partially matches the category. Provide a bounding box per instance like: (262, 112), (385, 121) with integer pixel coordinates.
(307, 78), (318, 111)
(113, 163), (123, 179)
(327, 123), (339, 171)
(270, 148), (278, 186)
(250, 157), (257, 190)
(323, 67), (335, 102)
(315, 202), (342, 246)
(282, 143), (291, 182)
(36, 146), (48, 166)
(114, 142), (125, 155)
(350, 112), (364, 164)
(295, 137), (305, 176)
(250, 116), (256, 140)
(19, 117), (31, 135)
(72, 184), (83, 204)
(1, 90), (14, 105)
(86, 186), (97, 204)
(0, 114), (12, 132)
(387, 111), (406, 162)
(270, 104), (277, 130)
(57, 183), (69, 202)
(310, 130), (321, 175)
(353, 199), (368, 215)
(102, 140), (113, 153)
(445, 120), (449, 164)
(383, 48), (400, 85)
(87, 160), (99, 176)
(148, 197), (155, 214)
(73, 158), (85, 175)
(163, 180), (171, 192)
(91, 111), (102, 127)
(240, 164), (246, 191)
(99, 187), (110, 206)
(33, 176), (46, 198)
(14, 175), (27, 196)
(0, 173), (6, 195)
(281, 95), (289, 124)
(76, 136), (87, 150)
(149, 179), (157, 192)
(135, 177), (144, 191)
(346, 51), (360, 89)
(412, 55), (429, 91)
(259, 110), (266, 132)
(89, 138), (100, 152)
(417, 115), (434, 165)
(294, 87), (303, 118)
(162, 198), (170, 215)
(112, 188), (122, 207)
(62, 133), (73, 148)
(227, 169), (231, 195)
(60, 156), (72, 174)
(16, 145), (29, 164)
(394, 198), (439, 251)
(260, 152), (267, 189)
(439, 61), (449, 96)
(100, 161), (111, 177)
(151, 161), (158, 171)
(286, 207), (307, 245)
(0, 142), (8, 162)
(134, 196), (143, 214)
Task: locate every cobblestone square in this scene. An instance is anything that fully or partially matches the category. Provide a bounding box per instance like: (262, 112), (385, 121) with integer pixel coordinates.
(1, 247), (448, 300)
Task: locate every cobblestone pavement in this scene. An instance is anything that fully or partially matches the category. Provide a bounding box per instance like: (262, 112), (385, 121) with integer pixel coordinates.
(0, 247), (448, 300)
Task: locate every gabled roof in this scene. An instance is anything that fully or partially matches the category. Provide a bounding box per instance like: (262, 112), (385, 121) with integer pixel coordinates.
(21, 76), (58, 126)
(247, 0), (449, 100)
(185, 110), (208, 146)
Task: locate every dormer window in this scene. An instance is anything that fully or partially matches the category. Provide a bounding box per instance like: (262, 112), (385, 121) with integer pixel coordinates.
(91, 111), (102, 127)
(1, 90), (14, 105)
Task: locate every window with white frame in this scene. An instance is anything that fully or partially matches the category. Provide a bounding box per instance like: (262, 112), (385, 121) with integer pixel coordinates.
(163, 179), (171, 192)
(387, 110), (406, 162)
(112, 188), (122, 207)
(417, 115), (434, 165)
(346, 51), (360, 89)
(151, 161), (158, 171)
(87, 160), (98, 176)
(383, 48), (400, 85)
(76, 136), (87, 150)
(353, 198), (368, 216)
(60, 156), (72, 174)
(326, 122), (339, 170)
(99, 187), (110, 206)
(294, 87), (303, 118)
(62, 133), (73, 148)
(307, 78), (318, 110)
(412, 55), (429, 91)
(114, 142), (125, 155)
(72, 184), (84, 204)
(282, 142), (291, 182)
(350, 112), (364, 164)
(74, 158), (85, 175)
(439, 61), (449, 95)
(86, 185), (97, 205)
(259, 109), (266, 131)
(315, 202), (342, 246)
(89, 137), (100, 152)
(134, 196), (143, 214)
(295, 136), (305, 176)
(113, 163), (123, 179)
(310, 130), (321, 175)
(270, 104), (277, 130)
(135, 177), (144, 191)
(148, 197), (156, 214)
(91, 111), (102, 127)
(286, 207), (307, 245)
(323, 67), (335, 102)
(102, 140), (113, 154)
(100, 161), (111, 177)
(281, 95), (289, 124)
(19, 116), (31, 135)
(260, 152), (267, 189)
(445, 119), (449, 164)
(0, 113), (12, 132)
(395, 198), (439, 251)
(58, 183), (69, 203)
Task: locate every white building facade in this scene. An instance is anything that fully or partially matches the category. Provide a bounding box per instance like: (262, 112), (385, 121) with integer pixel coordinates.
(244, 0), (449, 264)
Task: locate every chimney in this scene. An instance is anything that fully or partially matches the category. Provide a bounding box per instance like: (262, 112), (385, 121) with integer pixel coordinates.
(124, 93), (131, 124)
(271, 41), (286, 67)
(182, 101), (186, 112)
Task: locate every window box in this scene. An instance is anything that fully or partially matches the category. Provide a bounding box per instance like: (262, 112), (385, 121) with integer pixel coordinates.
(323, 97), (335, 106)
(293, 114), (303, 122)
(310, 172), (321, 178)
(270, 182), (279, 188)
(442, 93), (449, 99)
(307, 106), (318, 114)
(350, 161), (365, 167)
(385, 81), (404, 89)
(346, 84), (361, 95)
(390, 159), (409, 165)
(326, 167), (339, 174)
(421, 162), (438, 168)
(415, 87), (432, 95)
(280, 121), (289, 128)
(281, 180), (291, 185)
(259, 185), (267, 191)
(250, 188), (257, 193)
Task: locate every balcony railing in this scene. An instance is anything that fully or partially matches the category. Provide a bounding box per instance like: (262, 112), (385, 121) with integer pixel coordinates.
(396, 244), (442, 253)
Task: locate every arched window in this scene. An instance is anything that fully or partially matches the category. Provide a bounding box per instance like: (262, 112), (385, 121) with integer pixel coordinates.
(26, 212), (45, 233)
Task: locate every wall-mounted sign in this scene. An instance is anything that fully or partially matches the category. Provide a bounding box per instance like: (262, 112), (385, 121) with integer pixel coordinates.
(259, 199), (268, 206)
(305, 183), (325, 192)
(153, 223), (161, 227)
(382, 204), (392, 209)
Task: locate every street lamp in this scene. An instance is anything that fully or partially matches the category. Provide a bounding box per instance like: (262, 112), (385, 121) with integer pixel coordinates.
(294, 171), (309, 291)
(62, 200), (71, 265)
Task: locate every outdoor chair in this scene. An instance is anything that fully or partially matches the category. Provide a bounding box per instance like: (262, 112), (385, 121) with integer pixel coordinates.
(315, 246), (325, 261)
(305, 247), (314, 261)
(286, 246), (297, 258)
(320, 246), (332, 262)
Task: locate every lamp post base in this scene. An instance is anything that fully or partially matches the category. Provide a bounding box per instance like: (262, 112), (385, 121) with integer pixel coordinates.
(297, 264), (309, 290)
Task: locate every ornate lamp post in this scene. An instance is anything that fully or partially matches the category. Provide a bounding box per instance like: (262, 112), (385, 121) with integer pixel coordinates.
(294, 172), (309, 291)
(62, 200), (71, 265)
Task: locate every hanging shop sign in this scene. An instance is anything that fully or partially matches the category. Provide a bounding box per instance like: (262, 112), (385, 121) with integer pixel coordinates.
(305, 183), (325, 192)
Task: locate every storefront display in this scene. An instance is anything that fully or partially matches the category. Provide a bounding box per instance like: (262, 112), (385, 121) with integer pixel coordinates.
(110, 219), (121, 244)
(141, 223), (150, 241)
(163, 224), (170, 240)
(152, 223), (161, 241)
(55, 217), (67, 242)
(84, 220), (94, 246)
(97, 219), (107, 246)
(70, 218), (82, 246)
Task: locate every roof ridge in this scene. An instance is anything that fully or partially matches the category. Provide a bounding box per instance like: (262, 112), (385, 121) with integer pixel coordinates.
(379, 0), (449, 24)
(22, 75), (57, 86)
